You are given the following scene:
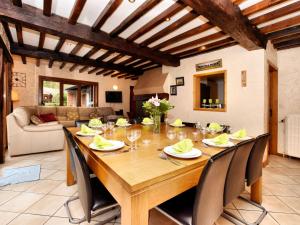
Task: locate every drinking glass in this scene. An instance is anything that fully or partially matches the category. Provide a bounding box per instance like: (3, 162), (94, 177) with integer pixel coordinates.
(127, 130), (137, 151)
(167, 129), (176, 144)
(200, 125), (207, 139)
(192, 131), (199, 142)
(134, 129), (142, 150)
(177, 131), (187, 141)
(101, 123), (108, 137)
(107, 121), (115, 135)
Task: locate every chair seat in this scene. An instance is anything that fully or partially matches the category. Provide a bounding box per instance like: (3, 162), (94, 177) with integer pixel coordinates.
(157, 188), (196, 225)
(91, 178), (117, 211)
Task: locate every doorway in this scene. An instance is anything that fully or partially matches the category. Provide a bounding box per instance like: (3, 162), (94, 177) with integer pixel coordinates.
(268, 63), (278, 155)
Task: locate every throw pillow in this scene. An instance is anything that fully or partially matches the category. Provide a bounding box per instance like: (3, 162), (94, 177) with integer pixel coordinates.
(38, 113), (57, 122)
(67, 111), (79, 121)
(89, 112), (100, 119)
(31, 115), (43, 125)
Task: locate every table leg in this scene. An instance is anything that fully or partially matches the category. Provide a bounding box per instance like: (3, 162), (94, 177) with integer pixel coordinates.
(250, 177), (262, 204)
(65, 139), (75, 186)
(121, 193), (149, 225)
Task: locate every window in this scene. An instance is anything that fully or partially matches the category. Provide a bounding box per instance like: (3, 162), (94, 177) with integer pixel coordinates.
(193, 70), (227, 112)
(39, 76), (98, 107)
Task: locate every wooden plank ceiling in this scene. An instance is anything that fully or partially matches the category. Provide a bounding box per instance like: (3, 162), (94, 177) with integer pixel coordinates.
(0, 0), (299, 80)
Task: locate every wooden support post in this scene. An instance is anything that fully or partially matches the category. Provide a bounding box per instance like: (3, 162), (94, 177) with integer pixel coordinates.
(0, 48), (4, 163)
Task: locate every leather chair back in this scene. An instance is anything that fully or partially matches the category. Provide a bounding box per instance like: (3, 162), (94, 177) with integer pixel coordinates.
(63, 127), (77, 180)
(224, 139), (255, 206)
(246, 133), (270, 186)
(192, 146), (236, 225)
(63, 128), (93, 222)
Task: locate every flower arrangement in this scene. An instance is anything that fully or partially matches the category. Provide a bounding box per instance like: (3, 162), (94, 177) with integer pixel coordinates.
(142, 94), (174, 116)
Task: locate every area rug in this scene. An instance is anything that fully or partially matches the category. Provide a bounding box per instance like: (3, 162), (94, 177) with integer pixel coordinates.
(0, 165), (41, 187)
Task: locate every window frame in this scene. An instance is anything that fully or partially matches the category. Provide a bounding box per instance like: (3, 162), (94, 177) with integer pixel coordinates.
(38, 76), (99, 107)
(193, 70), (227, 112)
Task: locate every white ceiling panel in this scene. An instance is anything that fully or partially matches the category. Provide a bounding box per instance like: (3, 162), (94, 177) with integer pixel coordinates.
(114, 55), (131, 64)
(103, 52), (120, 62)
(239, 0), (263, 10)
(133, 60), (151, 67)
(148, 16), (207, 48)
(23, 28), (40, 46)
(75, 45), (93, 57)
(134, 7), (191, 44)
(8, 24), (17, 42)
(22, 0), (43, 10)
(161, 27), (221, 51)
(51, 0), (76, 19)
(44, 34), (59, 50)
(89, 49), (108, 59)
(101, 0), (146, 33)
(119, 0), (175, 39)
(60, 40), (78, 54)
(257, 11), (300, 28)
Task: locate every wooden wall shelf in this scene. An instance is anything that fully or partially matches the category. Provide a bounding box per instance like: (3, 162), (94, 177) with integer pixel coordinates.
(193, 107), (226, 112)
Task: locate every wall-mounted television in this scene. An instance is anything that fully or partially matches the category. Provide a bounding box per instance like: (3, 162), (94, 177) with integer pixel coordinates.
(105, 91), (122, 103)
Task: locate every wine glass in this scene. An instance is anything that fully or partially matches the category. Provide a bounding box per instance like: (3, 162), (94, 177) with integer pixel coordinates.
(177, 131), (187, 141)
(101, 123), (108, 137)
(127, 130), (137, 151)
(107, 121), (115, 135)
(134, 129), (141, 150)
(167, 129), (176, 144)
(192, 131), (199, 143)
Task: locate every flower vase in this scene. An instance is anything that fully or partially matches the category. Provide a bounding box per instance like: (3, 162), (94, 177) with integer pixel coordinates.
(153, 114), (161, 133)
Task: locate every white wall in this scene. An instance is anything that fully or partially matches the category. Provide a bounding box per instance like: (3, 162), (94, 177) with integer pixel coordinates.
(163, 45), (268, 136)
(12, 56), (136, 113)
(277, 47), (300, 154)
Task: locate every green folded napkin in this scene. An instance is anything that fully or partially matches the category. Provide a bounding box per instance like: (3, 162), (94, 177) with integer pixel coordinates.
(88, 118), (102, 127)
(142, 117), (153, 124)
(172, 139), (193, 154)
(209, 122), (222, 132)
(213, 134), (229, 145)
(233, 129), (247, 138)
(80, 124), (96, 134)
(116, 118), (128, 126)
(173, 119), (183, 126)
(93, 135), (113, 148)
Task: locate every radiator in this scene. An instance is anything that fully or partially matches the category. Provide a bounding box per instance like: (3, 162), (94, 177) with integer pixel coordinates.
(285, 114), (300, 158)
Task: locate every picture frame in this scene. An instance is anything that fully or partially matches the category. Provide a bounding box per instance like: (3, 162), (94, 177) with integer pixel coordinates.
(170, 85), (177, 96)
(175, 77), (184, 86)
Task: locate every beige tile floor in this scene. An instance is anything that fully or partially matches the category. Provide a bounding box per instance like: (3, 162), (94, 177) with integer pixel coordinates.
(0, 151), (299, 225)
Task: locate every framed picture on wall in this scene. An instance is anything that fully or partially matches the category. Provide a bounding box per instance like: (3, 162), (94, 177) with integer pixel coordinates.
(170, 85), (177, 96)
(176, 77), (184, 86)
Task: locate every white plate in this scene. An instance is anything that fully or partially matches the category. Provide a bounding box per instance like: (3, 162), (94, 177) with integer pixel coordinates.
(163, 146), (202, 159)
(117, 123), (131, 127)
(141, 122), (154, 125)
(76, 130), (102, 136)
(89, 140), (125, 151)
(89, 125), (103, 128)
(169, 123), (186, 127)
(229, 135), (252, 141)
(202, 139), (235, 148)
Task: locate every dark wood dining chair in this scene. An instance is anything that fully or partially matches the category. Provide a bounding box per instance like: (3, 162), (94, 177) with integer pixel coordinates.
(223, 138), (257, 225)
(63, 128), (120, 224)
(75, 120), (89, 127)
(155, 146), (236, 225)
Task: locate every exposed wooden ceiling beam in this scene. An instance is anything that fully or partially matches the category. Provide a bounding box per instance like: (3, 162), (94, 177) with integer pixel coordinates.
(68, 0), (87, 25)
(95, 50), (114, 62)
(15, 23), (26, 64)
(141, 64), (161, 72)
(79, 66), (89, 73)
(135, 61), (155, 69)
(275, 38), (300, 49)
(165, 31), (226, 53)
(1, 21), (13, 43)
(59, 42), (83, 69)
(117, 56), (136, 65)
(59, 62), (66, 69)
(36, 32), (45, 66)
(12, 0), (22, 7)
(69, 46), (100, 72)
(102, 70), (116, 76)
(182, 0), (266, 50)
(267, 25), (300, 40)
(272, 32), (300, 45)
(110, 0), (162, 37)
(127, 2), (185, 42)
(111, 72), (123, 77)
(69, 64), (78, 72)
(140, 12), (198, 47)
(43, 0), (52, 16)
(92, 0), (123, 31)
(49, 37), (65, 68)
(232, 0), (247, 4)
(242, 0), (287, 16)
(152, 22), (213, 50)
(88, 68), (103, 74)
(260, 15), (300, 34)
(0, 0), (180, 66)
(176, 37), (236, 58)
(251, 1), (300, 25)
(127, 59), (144, 67)
(11, 44), (143, 75)
(96, 69), (110, 75)
(106, 53), (123, 63)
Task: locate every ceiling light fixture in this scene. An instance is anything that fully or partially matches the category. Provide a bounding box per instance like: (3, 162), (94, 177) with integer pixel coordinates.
(165, 17), (170, 21)
(200, 46), (206, 51)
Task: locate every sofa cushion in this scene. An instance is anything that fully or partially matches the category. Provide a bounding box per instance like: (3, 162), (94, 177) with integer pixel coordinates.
(56, 116), (67, 121)
(57, 107), (78, 117)
(13, 107), (32, 127)
(89, 111), (101, 119)
(97, 107), (115, 116)
(23, 124), (63, 132)
(39, 113), (57, 122)
(37, 106), (57, 115)
(67, 111), (79, 120)
(78, 107), (96, 118)
(31, 115), (43, 125)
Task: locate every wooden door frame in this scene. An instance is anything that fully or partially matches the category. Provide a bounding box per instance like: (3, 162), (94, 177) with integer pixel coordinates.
(268, 61), (278, 155)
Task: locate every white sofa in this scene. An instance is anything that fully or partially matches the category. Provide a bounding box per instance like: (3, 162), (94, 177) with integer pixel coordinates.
(6, 107), (64, 156)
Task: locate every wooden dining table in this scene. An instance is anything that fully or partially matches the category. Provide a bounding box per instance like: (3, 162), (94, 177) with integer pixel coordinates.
(65, 124), (262, 225)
